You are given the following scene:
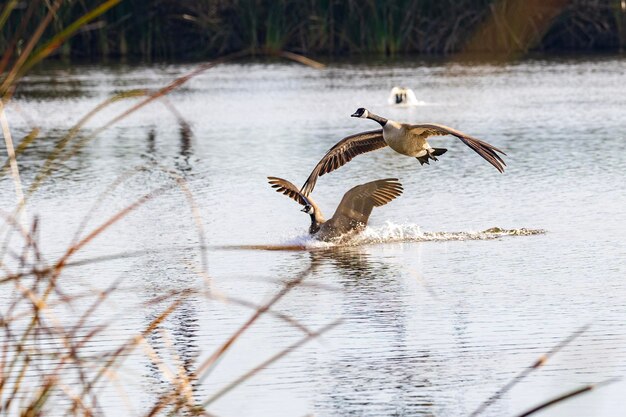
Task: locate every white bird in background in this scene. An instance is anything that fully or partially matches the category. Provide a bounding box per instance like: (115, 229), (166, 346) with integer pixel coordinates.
(388, 86), (420, 106)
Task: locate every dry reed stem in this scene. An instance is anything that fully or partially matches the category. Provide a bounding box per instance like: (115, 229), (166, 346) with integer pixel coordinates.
(0, 186), (176, 405)
(161, 330), (196, 408)
(2, 353), (28, 411)
(201, 319), (342, 408)
(0, 128), (37, 177)
(196, 263), (317, 381)
(38, 51), (321, 179)
(277, 50), (326, 68)
(0, 101), (24, 212)
(186, 262), (216, 299)
(10, 91), (186, 190)
(2, 286), (147, 323)
(16, 0), (123, 79)
(0, 0), (19, 29)
(0, 209), (42, 263)
(89, 50), (249, 137)
(109, 371), (138, 416)
(57, 185), (174, 269)
(22, 50), (323, 199)
(0, 0), (63, 97)
(226, 274), (340, 293)
(1, 246), (336, 293)
(70, 164), (151, 246)
(55, 382), (93, 417)
(469, 323), (591, 416)
(68, 162), (209, 277)
(144, 328), (199, 414)
(139, 336), (182, 397)
(18, 217), (39, 268)
(0, 0), (38, 75)
(25, 89), (148, 196)
(8, 86), (196, 190)
(0, 244), (213, 285)
(157, 165), (209, 275)
(516, 377), (621, 417)
(145, 287), (315, 337)
(0, 247), (199, 285)
(159, 96), (192, 133)
(0, 42), (328, 415)
(11, 278), (96, 370)
(68, 277), (123, 340)
(77, 297), (187, 404)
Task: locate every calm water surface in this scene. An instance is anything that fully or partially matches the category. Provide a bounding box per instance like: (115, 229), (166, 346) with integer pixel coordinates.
(2, 55), (626, 416)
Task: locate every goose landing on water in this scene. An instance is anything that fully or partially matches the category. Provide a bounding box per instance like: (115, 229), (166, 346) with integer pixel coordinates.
(388, 86), (420, 106)
(299, 108), (506, 196)
(268, 177), (403, 242)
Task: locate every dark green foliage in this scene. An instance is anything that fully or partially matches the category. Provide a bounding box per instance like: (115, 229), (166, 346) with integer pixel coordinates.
(1, 0), (625, 60)
(541, 0), (623, 50)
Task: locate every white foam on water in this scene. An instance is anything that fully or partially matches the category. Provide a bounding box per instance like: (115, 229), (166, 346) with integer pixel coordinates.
(279, 221), (546, 249)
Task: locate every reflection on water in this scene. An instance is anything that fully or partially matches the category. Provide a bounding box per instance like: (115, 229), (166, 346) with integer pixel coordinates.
(144, 299), (201, 407)
(179, 123), (192, 158)
(2, 55), (626, 416)
(146, 128), (156, 155)
(311, 248), (436, 416)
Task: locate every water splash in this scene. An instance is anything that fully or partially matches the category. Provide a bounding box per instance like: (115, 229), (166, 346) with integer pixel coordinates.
(218, 223), (545, 251)
(274, 222), (546, 250)
(352, 222), (545, 245)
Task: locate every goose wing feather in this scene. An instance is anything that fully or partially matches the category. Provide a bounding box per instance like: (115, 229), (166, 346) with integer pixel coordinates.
(330, 178), (403, 227)
(300, 130), (387, 197)
(409, 123), (507, 173)
(268, 177), (311, 207)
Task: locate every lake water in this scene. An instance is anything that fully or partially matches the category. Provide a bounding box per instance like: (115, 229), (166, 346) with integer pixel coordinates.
(2, 55), (626, 416)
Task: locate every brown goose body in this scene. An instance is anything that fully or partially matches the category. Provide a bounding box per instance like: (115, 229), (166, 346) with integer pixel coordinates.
(299, 108), (506, 197)
(268, 177), (403, 242)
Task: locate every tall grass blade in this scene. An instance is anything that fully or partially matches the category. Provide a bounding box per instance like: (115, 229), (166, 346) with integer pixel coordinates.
(26, 50), (322, 199)
(0, 0), (18, 30)
(26, 89), (147, 197)
(0, 101), (25, 211)
(18, 0), (124, 78)
(201, 319), (342, 408)
(516, 377), (622, 417)
(196, 263), (317, 381)
(0, 0), (39, 75)
(0, 0), (63, 98)
(0, 128), (39, 176)
(57, 184), (174, 267)
(469, 323), (591, 416)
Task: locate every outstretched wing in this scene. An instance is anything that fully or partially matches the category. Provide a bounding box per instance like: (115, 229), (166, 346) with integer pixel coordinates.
(268, 177), (311, 207)
(300, 130), (387, 197)
(330, 178), (403, 227)
(409, 123), (506, 173)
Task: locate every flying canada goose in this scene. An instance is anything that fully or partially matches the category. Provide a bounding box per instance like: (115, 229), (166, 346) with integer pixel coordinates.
(268, 176), (403, 241)
(388, 86), (420, 106)
(299, 108), (506, 196)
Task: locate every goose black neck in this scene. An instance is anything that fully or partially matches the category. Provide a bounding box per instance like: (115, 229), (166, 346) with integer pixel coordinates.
(367, 113), (388, 127)
(309, 215), (321, 235)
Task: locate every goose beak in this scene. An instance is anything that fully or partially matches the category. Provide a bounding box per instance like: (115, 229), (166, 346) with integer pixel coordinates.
(300, 207), (307, 212)
(350, 112), (360, 117)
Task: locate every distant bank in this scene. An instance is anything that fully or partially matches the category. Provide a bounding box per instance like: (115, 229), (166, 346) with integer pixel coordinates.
(2, 0), (626, 60)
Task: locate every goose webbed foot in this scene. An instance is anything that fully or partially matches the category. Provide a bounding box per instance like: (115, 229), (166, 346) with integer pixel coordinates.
(417, 148), (448, 166)
(416, 155), (431, 166)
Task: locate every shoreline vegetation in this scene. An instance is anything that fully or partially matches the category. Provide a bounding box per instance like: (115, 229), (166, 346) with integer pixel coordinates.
(2, 0), (626, 61)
